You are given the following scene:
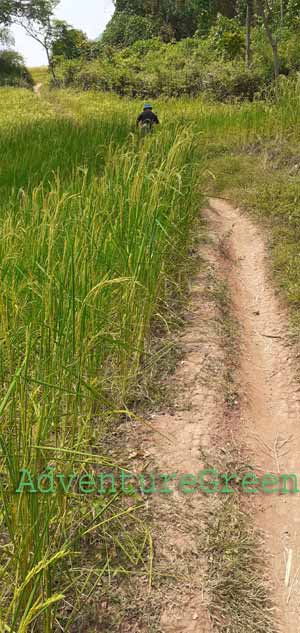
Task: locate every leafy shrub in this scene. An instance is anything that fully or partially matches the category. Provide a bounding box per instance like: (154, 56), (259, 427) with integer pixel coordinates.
(202, 61), (266, 101)
(56, 44), (266, 102)
(278, 29), (300, 74)
(0, 50), (33, 88)
(207, 15), (245, 60)
(286, 0), (300, 29)
(251, 27), (295, 81)
(55, 19), (300, 102)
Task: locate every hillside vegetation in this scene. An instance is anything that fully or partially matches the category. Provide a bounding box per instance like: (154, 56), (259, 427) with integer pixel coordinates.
(2, 1), (300, 99)
(53, 1), (300, 100)
(55, 32), (267, 100)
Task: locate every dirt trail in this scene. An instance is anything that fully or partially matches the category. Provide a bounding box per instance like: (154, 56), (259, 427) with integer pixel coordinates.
(128, 234), (227, 632)
(122, 197), (300, 632)
(33, 83), (43, 97)
(206, 198), (300, 632)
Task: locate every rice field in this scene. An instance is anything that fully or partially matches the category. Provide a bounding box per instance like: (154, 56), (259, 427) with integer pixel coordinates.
(0, 88), (205, 632)
(1, 85), (300, 632)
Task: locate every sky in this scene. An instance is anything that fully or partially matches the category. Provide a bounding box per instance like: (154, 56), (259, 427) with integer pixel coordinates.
(10, 0), (115, 67)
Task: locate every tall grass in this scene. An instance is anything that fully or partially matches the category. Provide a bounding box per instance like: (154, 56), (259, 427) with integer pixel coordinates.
(0, 89), (201, 631)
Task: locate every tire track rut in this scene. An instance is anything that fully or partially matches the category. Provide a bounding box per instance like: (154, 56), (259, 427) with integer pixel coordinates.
(206, 198), (300, 633)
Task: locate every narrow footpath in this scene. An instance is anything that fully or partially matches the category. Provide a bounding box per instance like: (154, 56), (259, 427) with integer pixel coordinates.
(206, 198), (300, 633)
(121, 198), (300, 633)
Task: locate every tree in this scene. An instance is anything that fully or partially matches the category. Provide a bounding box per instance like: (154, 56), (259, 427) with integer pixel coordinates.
(245, 0), (253, 67)
(1, 1), (55, 24)
(110, 0), (201, 40)
(110, 0), (249, 41)
(102, 11), (157, 47)
(13, 1), (59, 81)
(209, 14), (245, 59)
(50, 20), (89, 60)
(256, 0), (279, 79)
(0, 0), (17, 24)
(0, 26), (14, 46)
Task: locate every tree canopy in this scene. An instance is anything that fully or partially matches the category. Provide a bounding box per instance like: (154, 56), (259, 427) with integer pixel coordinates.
(0, 0), (58, 25)
(107, 0), (297, 44)
(51, 20), (89, 60)
(110, 0), (240, 40)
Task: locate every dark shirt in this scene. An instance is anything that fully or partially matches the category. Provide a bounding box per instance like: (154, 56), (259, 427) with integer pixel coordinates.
(137, 110), (159, 125)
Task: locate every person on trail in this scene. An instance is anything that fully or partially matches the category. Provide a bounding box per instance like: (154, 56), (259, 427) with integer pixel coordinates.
(137, 104), (159, 132)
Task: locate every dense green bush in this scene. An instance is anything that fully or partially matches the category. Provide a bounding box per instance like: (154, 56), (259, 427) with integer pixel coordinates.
(0, 50), (33, 88)
(53, 14), (300, 102)
(207, 15), (245, 60)
(55, 34), (267, 101)
(202, 61), (265, 101)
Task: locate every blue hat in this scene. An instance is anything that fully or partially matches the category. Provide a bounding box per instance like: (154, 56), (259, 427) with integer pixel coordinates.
(143, 103), (153, 110)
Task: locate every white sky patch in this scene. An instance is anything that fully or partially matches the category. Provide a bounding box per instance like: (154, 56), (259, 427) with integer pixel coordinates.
(10, 0), (114, 66)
